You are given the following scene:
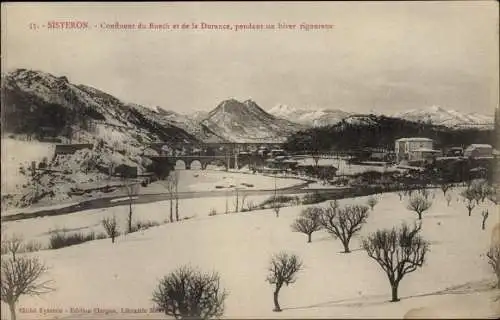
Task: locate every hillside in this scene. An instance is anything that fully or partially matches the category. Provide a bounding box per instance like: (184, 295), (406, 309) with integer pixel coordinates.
(269, 104), (351, 127)
(201, 99), (304, 143)
(283, 114), (495, 153)
(1, 69), (203, 208)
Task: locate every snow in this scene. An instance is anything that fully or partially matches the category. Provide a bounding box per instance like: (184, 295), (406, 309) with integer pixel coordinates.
(1, 187), (498, 319)
(1, 137), (56, 194)
(145, 170), (306, 193)
(393, 106), (494, 128)
(268, 105), (351, 127)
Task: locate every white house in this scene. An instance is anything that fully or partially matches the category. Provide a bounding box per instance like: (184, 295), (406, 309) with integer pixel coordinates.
(395, 137), (439, 163)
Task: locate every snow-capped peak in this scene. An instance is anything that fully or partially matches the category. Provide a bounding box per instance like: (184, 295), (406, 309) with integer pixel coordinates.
(268, 104), (298, 117)
(393, 105), (494, 128)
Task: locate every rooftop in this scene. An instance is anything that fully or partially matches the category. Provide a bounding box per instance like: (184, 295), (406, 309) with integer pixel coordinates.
(466, 144), (493, 149)
(413, 148), (441, 153)
(396, 137), (433, 142)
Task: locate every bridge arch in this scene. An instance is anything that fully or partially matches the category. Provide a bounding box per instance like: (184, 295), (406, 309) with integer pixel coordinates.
(203, 158), (228, 170)
(175, 159), (187, 170)
(189, 159), (203, 170)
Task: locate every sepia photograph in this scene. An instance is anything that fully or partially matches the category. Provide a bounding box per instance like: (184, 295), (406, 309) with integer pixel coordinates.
(1, 1), (499, 319)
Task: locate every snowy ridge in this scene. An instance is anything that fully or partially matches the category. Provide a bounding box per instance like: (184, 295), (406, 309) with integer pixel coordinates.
(393, 105), (494, 128)
(270, 104), (493, 129)
(269, 104), (351, 127)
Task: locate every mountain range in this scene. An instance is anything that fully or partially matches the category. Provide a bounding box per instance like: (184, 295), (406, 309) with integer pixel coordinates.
(268, 104), (494, 129)
(392, 106), (494, 129)
(268, 104), (352, 127)
(2, 69), (494, 150)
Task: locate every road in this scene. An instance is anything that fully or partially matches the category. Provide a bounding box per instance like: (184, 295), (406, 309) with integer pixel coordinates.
(2, 181), (353, 222)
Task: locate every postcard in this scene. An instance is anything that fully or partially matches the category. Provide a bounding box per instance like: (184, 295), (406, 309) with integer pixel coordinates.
(1, 2), (499, 319)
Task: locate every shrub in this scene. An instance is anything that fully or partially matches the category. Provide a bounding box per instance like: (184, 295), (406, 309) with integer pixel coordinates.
(362, 222), (430, 302)
(131, 220), (160, 232)
(24, 240), (44, 252)
(102, 215), (119, 243)
(152, 266), (227, 319)
(95, 233), (108, 240)
(259, 195), (296, 208)
(301, 192), (328, 205)
(49, 231), (96, 249)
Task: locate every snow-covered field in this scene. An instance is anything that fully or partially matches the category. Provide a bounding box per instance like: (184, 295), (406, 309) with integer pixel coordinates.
(2, 194), (279, 248)
(1, 187), (498, 319)
(145, 169), (305, 194)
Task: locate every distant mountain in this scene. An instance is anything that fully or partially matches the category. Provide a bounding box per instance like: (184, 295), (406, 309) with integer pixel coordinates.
(283, 113), (494, 153)
(268, 104), (351, 127)
(201, 99), (304, 143)
(151, 106), (227, 143)
(393, 106), (494, 129)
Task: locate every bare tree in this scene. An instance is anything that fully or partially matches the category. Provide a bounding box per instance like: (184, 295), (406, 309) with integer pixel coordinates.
(366, 196), (378, 211)
(266, 252), (303, 312)
(311, 151), (321, 169)
(479, 182), (492, 203)
(486, 244), (500, 289)
(362, 222), (430, 302)
(291, 207), (323, 243)
(123, 181), (140, 233)
(162, 172), (177, 223)
(1, 234), (24, 260)
(481, 210), (489, 231)
(152, 266), (227, 319)
(418, 188), (431, 200)
(319, 201), (369, 253)
(460, 188), (476, 216)
(173, 170), (180, 221)
(445, 193), (452, 206)
(102, 215), (120, 243)
(1, 240), (54, 320)
(240, 194), (248, 212)
(440, 183), (453, 197)
(225, 189), (229, 214)
(272, 198), (282, 218)
(397, 191), (404, 201)
(407, 194), (432, 220)
(234, 187), (240, 213)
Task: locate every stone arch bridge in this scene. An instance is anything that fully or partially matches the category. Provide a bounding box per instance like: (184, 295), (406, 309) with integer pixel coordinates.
(150, 155), (237, 170)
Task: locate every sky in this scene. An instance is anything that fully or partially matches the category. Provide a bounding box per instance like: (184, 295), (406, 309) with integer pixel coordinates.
(2, 1), (499, 115)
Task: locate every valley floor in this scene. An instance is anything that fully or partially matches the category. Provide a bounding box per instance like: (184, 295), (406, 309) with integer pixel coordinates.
(1, 187), (499, 319)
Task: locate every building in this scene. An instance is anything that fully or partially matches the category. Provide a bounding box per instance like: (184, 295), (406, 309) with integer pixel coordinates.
(464, 144), (493, 158)
(395, 137), (438, 163)
(445, 147), (464, 157)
